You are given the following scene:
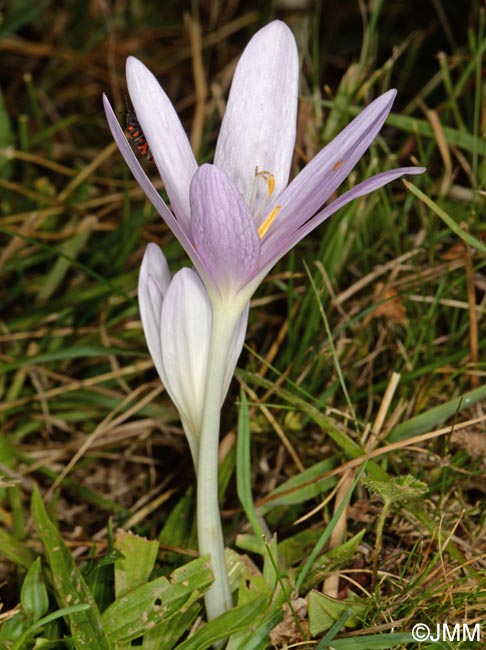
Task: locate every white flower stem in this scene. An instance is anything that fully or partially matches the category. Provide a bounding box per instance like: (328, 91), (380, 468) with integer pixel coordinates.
(197, 303), (239, 621)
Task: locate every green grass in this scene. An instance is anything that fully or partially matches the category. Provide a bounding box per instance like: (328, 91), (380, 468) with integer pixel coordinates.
(1, 1), (485, 648)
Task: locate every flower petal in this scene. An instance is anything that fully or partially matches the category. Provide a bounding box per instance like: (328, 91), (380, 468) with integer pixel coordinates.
(103, 94), (209, 277)
(138, 244), (171, 383)
(160, 268), (212, 444)
(265, 90), (398, 247)
(214, 21), (298, 207)
(126, 56), (197, 229)
(143, 242), (172, 294)
(190, 164), (261, 298)
(260, 166), (426, 271)
(104, 95), (188, 242)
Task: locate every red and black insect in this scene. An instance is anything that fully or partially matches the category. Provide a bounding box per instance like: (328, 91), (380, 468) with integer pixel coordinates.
(124, 104), (153, 161)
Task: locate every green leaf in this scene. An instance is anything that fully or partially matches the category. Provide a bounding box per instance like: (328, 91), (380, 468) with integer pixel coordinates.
(114, 529), (159, 598)
(262, 458), (337, 511)
(158, 486), (197, 564)
(317, 632), (416, 649)
(141, 602), (201, 650)
(173, 597), (268, 650)
(226, 576), (286, 650)
(11, 604), (91, 650)
(226, 608), (282, 650)
(388, 384), (486, 442)
(236, 392), (265, 538)
(102, 556), (213, 643)
(0, 527), (35, 569)
(225, 547), (254, 592)
(0, 612), (27, 645)
(141, 555), (252, 650)
(362, 475), (428, 506)
(31, 487), (111, 650)
(308, 590), (366, 636)
(300, 530), (366, 590)
(20, 557), (49, 622)
(277, 528), (322, 565)
(234, 533), (265, 555)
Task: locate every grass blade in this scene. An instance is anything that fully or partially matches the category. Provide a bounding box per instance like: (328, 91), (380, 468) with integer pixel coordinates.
(31, 487), (111, 650)
(403, 180), (486, 252)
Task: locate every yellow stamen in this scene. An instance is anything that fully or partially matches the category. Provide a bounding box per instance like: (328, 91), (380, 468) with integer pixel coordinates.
(267, 173), (275, 196)
(254, 168), (276, 197)
(258, 205), (281, 239)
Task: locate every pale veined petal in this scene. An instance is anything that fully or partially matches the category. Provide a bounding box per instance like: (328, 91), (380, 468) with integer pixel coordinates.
(138, 243), (171, 383)
(126, 56), (197, 229)
(160, 268), (212, 444)
(103, 94), (213, 286)
(142, 242), (172, 294)
(190, 164), (261, 298)
(214, 21), (298, 210)
(263, 90), (398, 250)
(259, 166), (426, 272)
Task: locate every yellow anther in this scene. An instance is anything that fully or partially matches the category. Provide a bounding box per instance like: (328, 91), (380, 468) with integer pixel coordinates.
(258, 205), (281, 239)
(267, 173), (275, 196)
(254, 168), (276, 197)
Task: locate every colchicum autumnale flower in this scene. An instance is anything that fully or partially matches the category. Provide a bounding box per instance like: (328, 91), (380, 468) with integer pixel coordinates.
(104, 20), (424, 620)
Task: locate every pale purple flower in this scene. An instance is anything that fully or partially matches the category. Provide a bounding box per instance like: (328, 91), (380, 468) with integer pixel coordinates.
(103, 21), (424, 311)
(103, 19), (425, 621)
(138, 243), (248, 464)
